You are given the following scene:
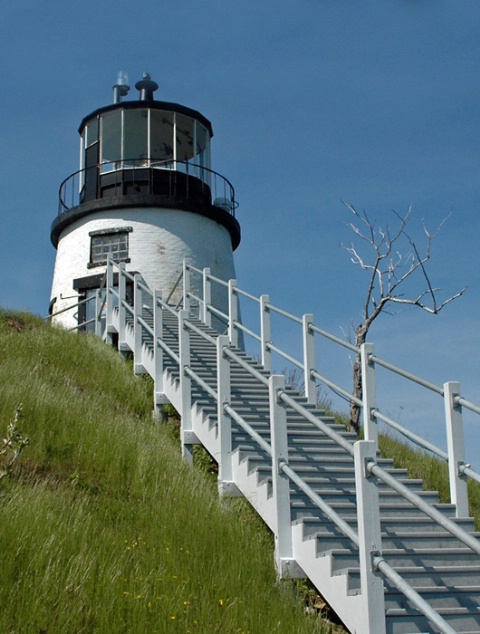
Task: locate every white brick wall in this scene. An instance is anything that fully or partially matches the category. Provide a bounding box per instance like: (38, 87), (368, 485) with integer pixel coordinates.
(50, 207), (237, 329)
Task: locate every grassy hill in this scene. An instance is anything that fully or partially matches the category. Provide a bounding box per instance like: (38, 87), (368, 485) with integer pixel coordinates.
(0, 311), (338, 634)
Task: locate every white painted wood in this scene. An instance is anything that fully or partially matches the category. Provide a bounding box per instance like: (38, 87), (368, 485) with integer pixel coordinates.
(354, 440), (386, 634)
(178, 309), (193, 463)
(269, 375), (301, 578)
(361, 342), (378, 447)
(105, 258), (115, 344)
(302, 313), (316, 404)
(183, 259), (191, 313)
(133, 274), (146, 375)
(217, 335), (239, 496)
(260, 294), (271, 372)
(118, 262), (127, 350)
(203, 267), (212, 327)
(228, 279), (238, 348)
(444, 381), (469, 517)
(153, 290), (165, 406)
(94, 289), (102, 338)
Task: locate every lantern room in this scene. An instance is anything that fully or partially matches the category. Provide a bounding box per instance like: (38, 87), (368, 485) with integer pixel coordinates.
(79, 95), (213, 203)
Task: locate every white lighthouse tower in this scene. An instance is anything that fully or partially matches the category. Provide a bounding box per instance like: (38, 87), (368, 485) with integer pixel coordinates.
(49, 73), (241, 330)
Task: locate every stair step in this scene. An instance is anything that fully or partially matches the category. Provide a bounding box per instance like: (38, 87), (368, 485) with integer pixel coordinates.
(324, 547), (480, 572)
(341, 565), (480, 591)
(249, 461), (410, 482)
(288, 488), (439, 505)
(309, 530), (480, 553)
(385, 609), (480, 634)
(303, 512), (475, 533)
(385, 586), (480, 610)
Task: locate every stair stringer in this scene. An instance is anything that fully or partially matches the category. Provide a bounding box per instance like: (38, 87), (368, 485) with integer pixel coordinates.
(186, 406), (278, 530)
(122, 321), (155, 376)
(292, 521), (367, 634)
(230, 451), (277, 532)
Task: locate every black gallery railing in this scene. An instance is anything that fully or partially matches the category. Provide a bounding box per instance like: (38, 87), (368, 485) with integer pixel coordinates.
(58, 159), (238, 217)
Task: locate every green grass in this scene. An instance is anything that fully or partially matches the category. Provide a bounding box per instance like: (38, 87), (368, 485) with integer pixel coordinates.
(0, 311), (335, 634)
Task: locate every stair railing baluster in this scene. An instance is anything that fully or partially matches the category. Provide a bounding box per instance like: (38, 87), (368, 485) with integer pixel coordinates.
(133, 274), (144, 375)
(179, 310), (193, 463)
(269, 375), (301, 579)
(203, 267), (212, 327)
(105, 258), (115, 345)
(117, 263), (127, 352)
(153, 290), (166, 412)
(183, 261), (191, 313)
(444, 380), (469, 517)
(302, 314), (316, 404)
(354, 440), (386, 634)
(260, 294), (271, 372)
(361, 342), (378, 447)
(228, 279), (239, 348)
(217, 335), (237, 496)
(94, 288), (102, 338)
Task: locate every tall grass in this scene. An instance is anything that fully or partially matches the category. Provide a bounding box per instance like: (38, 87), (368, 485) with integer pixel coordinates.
(0, 312), (334, 633)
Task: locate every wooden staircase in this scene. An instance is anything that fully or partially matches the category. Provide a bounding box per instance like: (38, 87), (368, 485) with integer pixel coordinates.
(108, 289), (480, 634)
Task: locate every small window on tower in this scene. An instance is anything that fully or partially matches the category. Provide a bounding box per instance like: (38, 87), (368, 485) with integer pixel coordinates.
(88, 227), (132, 268)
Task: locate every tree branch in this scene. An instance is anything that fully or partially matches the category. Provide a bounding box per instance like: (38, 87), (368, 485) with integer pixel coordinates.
(341, 203), (466, 433)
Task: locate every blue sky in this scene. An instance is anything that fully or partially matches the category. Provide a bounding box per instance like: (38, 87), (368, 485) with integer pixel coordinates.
(1, 2), (479, 456)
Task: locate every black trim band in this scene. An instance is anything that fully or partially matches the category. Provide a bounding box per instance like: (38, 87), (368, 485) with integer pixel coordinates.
(51, 194), (241, 251)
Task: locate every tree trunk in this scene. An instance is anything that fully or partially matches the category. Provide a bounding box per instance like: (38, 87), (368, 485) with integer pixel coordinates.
(349, 326), (367, 434)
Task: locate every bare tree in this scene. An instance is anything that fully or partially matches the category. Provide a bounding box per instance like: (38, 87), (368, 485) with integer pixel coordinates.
(342, 203), (467, 432)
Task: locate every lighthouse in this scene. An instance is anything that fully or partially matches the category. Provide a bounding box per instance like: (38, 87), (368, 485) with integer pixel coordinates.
(49, 72), (241, 330)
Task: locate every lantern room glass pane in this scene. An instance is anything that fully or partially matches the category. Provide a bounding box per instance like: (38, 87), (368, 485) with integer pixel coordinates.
(195, 122), (209, 169)
(86, 118), (99, 147)
(124, 109), (148, 165)
(175, 113), (195, 163)
(150, 111), (174, 163)
(100, 110), (121, 165)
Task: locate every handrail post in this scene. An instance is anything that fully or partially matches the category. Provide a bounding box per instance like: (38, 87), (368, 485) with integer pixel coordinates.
(133, 274), (145, 375)
(228, 279), (239, 348)
(105, 258), (115, 345)
(153, 290), (166, 412)
(117, 262), (127, 352)
(94, 289), (102, 338)
(444, 381), (469, 517)
(361, 342), (378, 447)
(354, 440), (386, 634)
(183, 260), (191, 313)
(260, 294), (271, 372)
(217, 335), (239, 496)
(302, 314), (316, 404)
(203, 267), (212, 327)
(270, 375), (301, 578)
(179, 309), (193, 463)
